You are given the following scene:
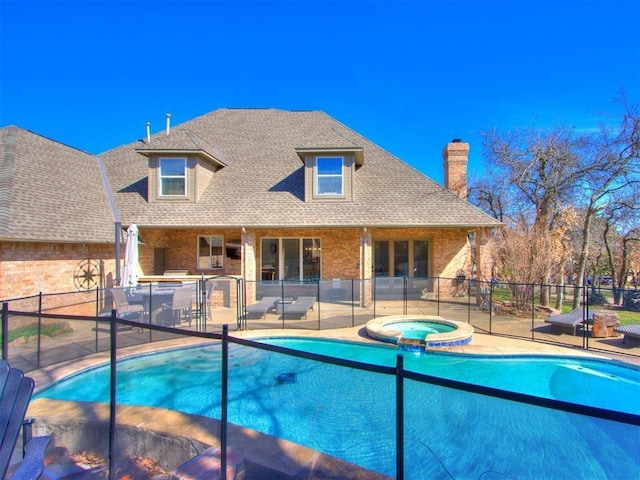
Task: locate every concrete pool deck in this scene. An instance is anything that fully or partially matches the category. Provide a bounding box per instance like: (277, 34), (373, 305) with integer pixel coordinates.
(24, 326), (640, 479)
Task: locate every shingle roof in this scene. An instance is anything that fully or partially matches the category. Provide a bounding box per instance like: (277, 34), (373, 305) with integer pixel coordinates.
(100, 108), (501, 228)
(0, 126), (116, 243)
(135, 128), (228, 166)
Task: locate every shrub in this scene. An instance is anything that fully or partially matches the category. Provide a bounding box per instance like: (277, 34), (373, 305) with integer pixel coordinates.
(587, 291), (608, 306)
(8, 322), (72, 343)
(623, 291), (640, 312)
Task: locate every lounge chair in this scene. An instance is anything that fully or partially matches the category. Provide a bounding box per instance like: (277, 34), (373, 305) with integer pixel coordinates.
(544, 307), (591, 335)
(0, 359), (51, 480)
(613, 324), (640, 344)
(245, 296), (279, 319)
(280, 296), (316, 320)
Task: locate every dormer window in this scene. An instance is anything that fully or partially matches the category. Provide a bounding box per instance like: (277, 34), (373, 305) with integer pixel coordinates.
(295, 128), (364, 203)
(316, 157), (344, 196)
(135, 128), (228, 203)
(159, 158), (187, 197)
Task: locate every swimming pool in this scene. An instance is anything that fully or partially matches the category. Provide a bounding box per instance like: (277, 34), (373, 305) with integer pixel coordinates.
(37, 338), (640, 479)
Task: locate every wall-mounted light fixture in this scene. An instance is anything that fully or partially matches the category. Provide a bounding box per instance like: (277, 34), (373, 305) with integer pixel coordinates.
(467, 231), (476, 248)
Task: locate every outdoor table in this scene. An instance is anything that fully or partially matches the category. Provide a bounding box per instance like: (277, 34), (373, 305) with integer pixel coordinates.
(132, 285), (177, 323)
(274, 297), (294, 315)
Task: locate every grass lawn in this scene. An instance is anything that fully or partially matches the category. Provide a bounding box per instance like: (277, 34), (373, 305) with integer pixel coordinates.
(490, 285), (640, 326)
(612, 309), (640, 326)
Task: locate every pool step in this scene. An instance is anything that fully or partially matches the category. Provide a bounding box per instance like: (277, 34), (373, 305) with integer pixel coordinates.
(398, 337), (425, 352)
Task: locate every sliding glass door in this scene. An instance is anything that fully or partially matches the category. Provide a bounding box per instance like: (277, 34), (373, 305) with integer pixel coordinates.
(261, 238), (321, 282)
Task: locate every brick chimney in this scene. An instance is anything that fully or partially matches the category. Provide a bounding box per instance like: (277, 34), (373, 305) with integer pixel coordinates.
(443, 139), (469, 198)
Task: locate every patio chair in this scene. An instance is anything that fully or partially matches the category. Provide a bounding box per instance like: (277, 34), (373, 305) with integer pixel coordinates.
(613, 324), (640, 344)
(159, 286), (194, 327)
(110, 288), (146, 321)
(280, 296), (316, 320)
(245, 296), (279, 319)
(0, 359), (51, 480)
(544, 307), (591, 335)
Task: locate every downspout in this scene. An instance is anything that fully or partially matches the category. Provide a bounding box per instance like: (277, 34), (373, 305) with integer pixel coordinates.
(96, 156), (122, 286)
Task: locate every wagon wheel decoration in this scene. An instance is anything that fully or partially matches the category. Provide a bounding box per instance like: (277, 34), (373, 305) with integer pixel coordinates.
(73, 258), (102, 291)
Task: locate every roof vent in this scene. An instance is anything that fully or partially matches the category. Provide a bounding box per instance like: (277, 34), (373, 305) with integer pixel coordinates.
(452, 138), (462, 143)
(146, 121), (151, 143)
(165, 113), (171, 136)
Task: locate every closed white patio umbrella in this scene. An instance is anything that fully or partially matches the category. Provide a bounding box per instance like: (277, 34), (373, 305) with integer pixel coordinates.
(121, 224), (140, 288)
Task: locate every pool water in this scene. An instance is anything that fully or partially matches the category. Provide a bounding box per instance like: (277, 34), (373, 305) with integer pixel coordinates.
(391, 320), (456, 339)
(37, 338), (640, 479)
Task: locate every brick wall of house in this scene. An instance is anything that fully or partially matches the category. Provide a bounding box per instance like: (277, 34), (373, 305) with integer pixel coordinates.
(0, 241), (117, 314)
(1, 225), (477, 310)
(138, 228), (244, 277)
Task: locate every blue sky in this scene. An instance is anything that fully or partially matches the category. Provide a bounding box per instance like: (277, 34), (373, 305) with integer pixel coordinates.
(1, 0), (639, 184)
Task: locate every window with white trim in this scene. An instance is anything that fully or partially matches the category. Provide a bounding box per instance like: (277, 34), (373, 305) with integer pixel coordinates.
(198, 235), (224, 269)
(315, 157), (343, 196)
(159, 158), (187, 196)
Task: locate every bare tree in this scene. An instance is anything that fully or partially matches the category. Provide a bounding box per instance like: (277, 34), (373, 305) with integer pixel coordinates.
(599, 191), (640, 303)
(473, 126), (581, 305)
(470, 96), (640, 310)
(572, 99), (640, 307)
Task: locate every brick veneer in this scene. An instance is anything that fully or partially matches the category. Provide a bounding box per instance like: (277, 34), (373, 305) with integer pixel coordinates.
(1, 225), (479, 310)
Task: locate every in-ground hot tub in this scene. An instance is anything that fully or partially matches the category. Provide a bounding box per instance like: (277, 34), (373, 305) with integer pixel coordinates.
(365, 315), (474, 349)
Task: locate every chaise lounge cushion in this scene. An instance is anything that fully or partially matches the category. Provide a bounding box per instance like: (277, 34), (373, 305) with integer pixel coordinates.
(280, 296), (316, 319)
(613, 324), (640, 344)
(544, 307), (591, 335)
(245, 297), (279, 319)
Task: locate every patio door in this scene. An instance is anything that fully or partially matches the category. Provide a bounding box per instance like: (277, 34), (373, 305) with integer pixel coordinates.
(261, 238), (322, 282)
(282, 239), (300, 281)
(374, 240), (429, 278)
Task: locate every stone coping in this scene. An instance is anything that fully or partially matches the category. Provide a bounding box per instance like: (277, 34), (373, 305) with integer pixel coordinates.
(29, 399), (390, 480)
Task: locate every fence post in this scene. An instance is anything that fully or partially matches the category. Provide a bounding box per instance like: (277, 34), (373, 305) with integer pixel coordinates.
(37, 292), (43, 368)
(1, 302), (8, 360)
(403, 276), (408, 315)
(489, 279), (493, 333)
(583, 286), (589, 350)
(281, 280), (286, 325)
(317, 280), (321, 330)
(396, 354), (404, 480)
(200, 276), (206, 332)
(238, 278), (244, 330)
(240, 279), (245, 331)
(373, 277), (377, 318)
(108, 309), (118, 480)
(531, 283), (536, 341)
(467, 279), (472, 323)
(221, 324), (229, 480)
(351, 279), (355, 328)
(437, 276), (440, 316)
(95, 287), (100, 352)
